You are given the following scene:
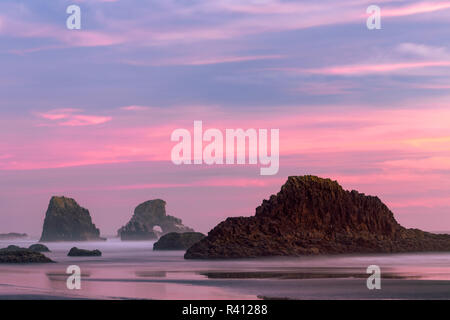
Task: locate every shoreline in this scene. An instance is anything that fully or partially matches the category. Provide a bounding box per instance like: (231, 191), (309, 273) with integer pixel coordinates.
(1, 239), (450, 300)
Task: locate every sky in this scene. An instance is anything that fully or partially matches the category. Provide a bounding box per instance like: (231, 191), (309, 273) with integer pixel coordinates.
(0, 0), (450, 236)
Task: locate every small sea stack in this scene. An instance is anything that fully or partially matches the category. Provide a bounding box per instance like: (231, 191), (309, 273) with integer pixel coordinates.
(118, 199), (194, 240)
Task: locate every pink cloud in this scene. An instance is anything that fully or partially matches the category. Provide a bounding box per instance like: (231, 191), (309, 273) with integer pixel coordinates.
(125, 54), (284, 67)
(1, 0), (449, 56)
(0, 15), (124, 49)
(195, 177), (283, 188)
(0, 154), (13, 160)
(412, 83), (450, 90)
(2, 101), (450, 231)
(388, 196), (450, 208)
(382, 157), (450, 171)
(294, 81), (355, 95)
(282, 61), (450, 76)
(59, 115), (112, 126)
(0, 102), (446, 173)
(383, 1), (450, 17)
(2, 0), (449, 54)
(179, 54), (284, 66)
(37, 108), (82, 120)
(120, 105), (150, 111)
(36, 109), (112, 127)
(74, 0), (119, 2)
(104, 177), (282, 190)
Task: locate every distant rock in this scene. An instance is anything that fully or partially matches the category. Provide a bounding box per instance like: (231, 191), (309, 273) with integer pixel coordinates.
(185, 176), (450, 259)
(0, 246), (53, 263)
(0, 233), (28, 240)
(153, 232), (205, 250)
(68, 247), (102, 257)
(118, 199), (194, 240)
(29, 244), (51, 252)
(40, 196), (104, 242)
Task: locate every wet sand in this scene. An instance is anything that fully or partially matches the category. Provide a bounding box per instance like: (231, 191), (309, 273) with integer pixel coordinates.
(1, 239), (450, 299)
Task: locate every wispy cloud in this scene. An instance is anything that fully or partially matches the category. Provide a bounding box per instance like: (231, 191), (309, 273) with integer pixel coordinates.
(383, 1), (450, 17)
(295, 61), (450, 76)
(36, 109), (112, 126)
(120, 105), (150, 111)
(124, 54), (284, 67)
(3, 0), (450, 52)
(294, 81), (355, 95)
(0, 102), (444, 171)
(271, 42), (450, 77)
(397, 43), (450, 60)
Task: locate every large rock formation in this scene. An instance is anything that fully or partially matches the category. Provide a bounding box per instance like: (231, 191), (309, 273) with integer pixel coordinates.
(0, 246), (54, 263)
(153, 232), (205, 250)
(185, 176), (450, 259)
(118, 199), (194, 240)
(40, 196), (103, 242)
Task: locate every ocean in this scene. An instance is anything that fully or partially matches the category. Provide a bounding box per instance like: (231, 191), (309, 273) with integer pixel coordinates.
(1, 238), (450, 300)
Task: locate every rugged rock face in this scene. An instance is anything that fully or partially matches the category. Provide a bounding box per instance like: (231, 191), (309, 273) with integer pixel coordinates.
(0, 233), (28, 240)
(118, 199), (194, 240)
(29, 244), (51, 252)
(68, 247), (102, 257)
(185, 176), (450, 259)
(40, 196), (103, 242)
(153, 232), (205, 250)
(0, 246), (54, 263)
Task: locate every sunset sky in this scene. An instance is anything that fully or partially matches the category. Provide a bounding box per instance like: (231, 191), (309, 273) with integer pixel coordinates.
(1, 0), (450, 235)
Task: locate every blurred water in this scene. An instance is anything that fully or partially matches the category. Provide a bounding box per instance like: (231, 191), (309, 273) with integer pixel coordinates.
(1, 238), (450, 299)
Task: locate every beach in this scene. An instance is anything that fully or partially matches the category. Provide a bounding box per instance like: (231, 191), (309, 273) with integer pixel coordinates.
(1, 238), (450, 300)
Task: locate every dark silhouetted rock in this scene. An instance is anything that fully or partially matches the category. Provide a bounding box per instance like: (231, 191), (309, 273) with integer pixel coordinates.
(185, 176), (450, 259)
(6, 245), (21, 250)
(0, 246), (54, 263)
(68, 247), (102, 257)
(153, 232), (205, 250)
(40, 196), (104, 242)
(29, 244), (51, 252)
(0, 233), (28, 240)
(118, 199), (194, 240)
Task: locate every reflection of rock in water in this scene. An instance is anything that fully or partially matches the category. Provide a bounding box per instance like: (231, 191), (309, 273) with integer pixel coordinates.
(46, 271), (91, 281)
(135, 271), (167, 278)
(118, 199), (194, 240)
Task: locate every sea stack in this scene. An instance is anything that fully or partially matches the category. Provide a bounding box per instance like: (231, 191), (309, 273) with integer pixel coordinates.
(40, 196), (103, 242)
(185, 175), (450, 259)
(118, 199), (194, 240)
